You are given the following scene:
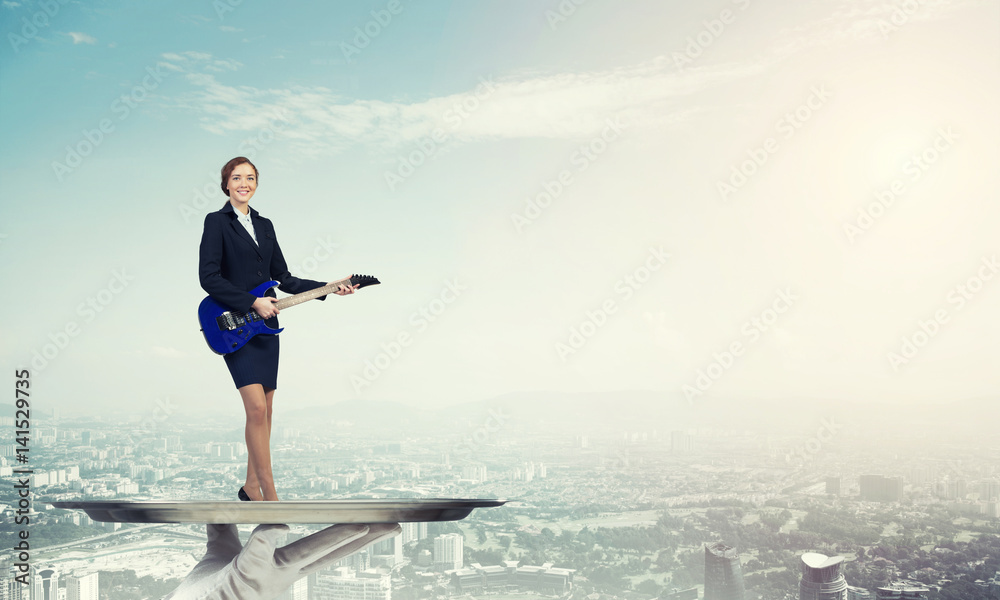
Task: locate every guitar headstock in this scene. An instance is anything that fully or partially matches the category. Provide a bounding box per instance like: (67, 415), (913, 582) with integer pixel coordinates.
(349, 274), (381, 289)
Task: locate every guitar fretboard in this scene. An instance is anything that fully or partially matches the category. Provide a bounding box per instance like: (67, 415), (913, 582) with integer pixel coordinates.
(273, 277), (353, 310)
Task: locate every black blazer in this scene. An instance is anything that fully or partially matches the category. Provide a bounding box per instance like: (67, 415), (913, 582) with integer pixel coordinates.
(199, 202), (327, 326)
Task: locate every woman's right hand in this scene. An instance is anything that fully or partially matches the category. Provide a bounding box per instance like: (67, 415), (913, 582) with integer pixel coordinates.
(252, 297), (280, 319)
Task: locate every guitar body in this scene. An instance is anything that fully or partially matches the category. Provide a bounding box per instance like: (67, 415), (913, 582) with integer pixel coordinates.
(198, 281), (284, 355)
(198, 274), (380, 355)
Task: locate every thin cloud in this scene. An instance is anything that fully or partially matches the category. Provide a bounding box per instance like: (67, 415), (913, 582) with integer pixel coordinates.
(774, 0), (990, 52)
(157, 53), (763, 157)
(155, 0), (985, 158)
(68, 32), (97, 45)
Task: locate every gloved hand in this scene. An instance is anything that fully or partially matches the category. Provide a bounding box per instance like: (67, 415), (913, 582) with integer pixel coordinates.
(163, 521), (401, 600)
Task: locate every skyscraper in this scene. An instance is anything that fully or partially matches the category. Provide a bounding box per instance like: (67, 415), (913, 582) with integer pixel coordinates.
(32, 567), (59, 600)
(859, 475), (903, 502)
(799, 553), (848, 600)
(671, 430), (693, 455)
(2, 565), (27, 600)
(704, 542), (746, 600)
(66, 572), (99, 600)
(434, 533), (464, 571)
(402, 521), (428, 544)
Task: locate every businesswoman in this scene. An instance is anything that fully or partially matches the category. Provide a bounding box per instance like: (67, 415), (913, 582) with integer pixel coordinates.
(199, 157), (357, 502)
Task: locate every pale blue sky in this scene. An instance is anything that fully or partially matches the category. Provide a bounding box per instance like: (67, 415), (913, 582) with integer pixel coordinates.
(2, 0), (999, 417)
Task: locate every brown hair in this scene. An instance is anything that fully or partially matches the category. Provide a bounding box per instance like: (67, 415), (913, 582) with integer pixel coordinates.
(220, 157), (259, 196)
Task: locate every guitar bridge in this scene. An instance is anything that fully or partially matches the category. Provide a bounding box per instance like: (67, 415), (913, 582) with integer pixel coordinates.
(215, 311), (261, 331)
(216, 312), (237, 331)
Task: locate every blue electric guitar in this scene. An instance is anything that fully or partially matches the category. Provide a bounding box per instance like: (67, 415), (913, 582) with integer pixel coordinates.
(198, 274), (380, 355)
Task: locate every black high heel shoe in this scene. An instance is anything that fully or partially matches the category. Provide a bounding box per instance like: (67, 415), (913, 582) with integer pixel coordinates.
(238, 487), (252, 501)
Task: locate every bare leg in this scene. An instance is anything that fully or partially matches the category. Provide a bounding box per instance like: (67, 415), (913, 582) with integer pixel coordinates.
(239, 384), (279, 501)
(264, 386), (275, 446)
(263, 386), (275, 496)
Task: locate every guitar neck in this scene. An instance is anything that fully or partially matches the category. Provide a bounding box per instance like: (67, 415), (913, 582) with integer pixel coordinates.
(273, 277), (352, 310)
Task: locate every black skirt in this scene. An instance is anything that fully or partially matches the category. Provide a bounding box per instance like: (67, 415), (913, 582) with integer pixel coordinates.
(223, 333), (279, 389)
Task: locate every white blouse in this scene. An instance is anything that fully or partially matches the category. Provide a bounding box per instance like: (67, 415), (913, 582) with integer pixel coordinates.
(234, 206), (258, 245)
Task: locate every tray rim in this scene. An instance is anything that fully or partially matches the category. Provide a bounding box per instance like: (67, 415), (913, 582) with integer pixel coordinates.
(43, 498), (507, 524)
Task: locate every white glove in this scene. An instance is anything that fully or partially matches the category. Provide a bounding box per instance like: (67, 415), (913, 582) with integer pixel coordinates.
(163, 521), (401, 600)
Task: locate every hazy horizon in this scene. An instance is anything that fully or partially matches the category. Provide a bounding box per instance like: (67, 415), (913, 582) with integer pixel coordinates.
(3, 0), (998, 415)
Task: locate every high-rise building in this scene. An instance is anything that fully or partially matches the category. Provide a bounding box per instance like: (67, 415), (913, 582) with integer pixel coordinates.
(859, 475), (903, 502)
(434, 533), (464, 571)
(333, 549), (370, 575)
(275, 576), (309, 600)
(671, 431), (693, 455)
(66, 572), (99, 600)
(462, 465), (488, 482)
(402, 522), (428, 544)
(798, 553), (847, 600)
(826, 477), (842, 496)
(2, 565), (27, 600)
(313, 567), (389, 600)
(370, 535), (403, 567)
(874, 581), (930, 599)
(704, 542), (746, 600)
(947, 479), (968, 500)
(978, 480), (1000, 501)
(32, 567), (59, 600)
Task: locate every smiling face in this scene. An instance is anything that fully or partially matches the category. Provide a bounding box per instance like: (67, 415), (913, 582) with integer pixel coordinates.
(226, 162), (257, 211)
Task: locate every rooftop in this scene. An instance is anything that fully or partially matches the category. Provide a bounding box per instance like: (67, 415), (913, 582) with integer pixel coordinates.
(801, 553), (845, 569)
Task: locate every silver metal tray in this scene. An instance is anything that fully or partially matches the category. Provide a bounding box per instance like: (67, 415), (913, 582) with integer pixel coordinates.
(47, 498), (506, 524)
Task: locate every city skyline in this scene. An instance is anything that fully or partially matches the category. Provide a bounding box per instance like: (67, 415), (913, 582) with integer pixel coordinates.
(3, 403), (997, 598)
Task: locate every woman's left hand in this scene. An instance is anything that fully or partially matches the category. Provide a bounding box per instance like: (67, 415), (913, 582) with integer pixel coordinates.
(331, 281), (360, 296)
